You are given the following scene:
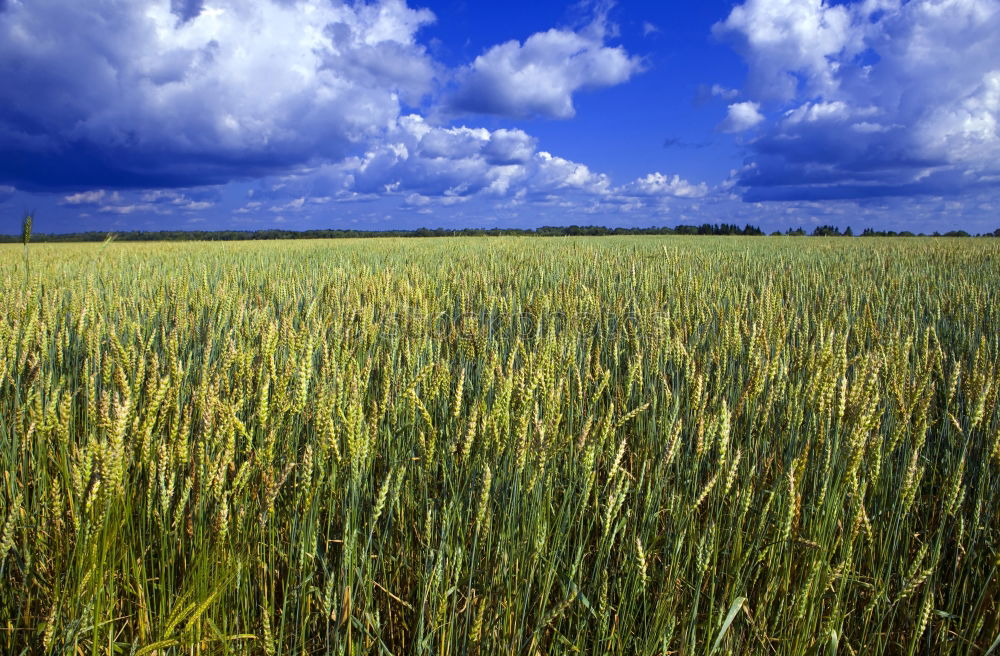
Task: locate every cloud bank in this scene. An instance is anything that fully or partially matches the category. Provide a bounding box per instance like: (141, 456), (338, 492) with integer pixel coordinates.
(0, 0), (436, 189)
(0, 0), (707, 224)
(233, 115), (706, 213)
(715, 0), (1000, 200)
(0, 0), (650, 195)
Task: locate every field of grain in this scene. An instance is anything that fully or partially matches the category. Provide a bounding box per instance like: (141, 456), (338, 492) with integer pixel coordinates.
(1, 236), (998, 654)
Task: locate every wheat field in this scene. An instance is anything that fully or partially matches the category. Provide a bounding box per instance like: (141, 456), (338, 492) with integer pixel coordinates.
(1, 236), (998, 655)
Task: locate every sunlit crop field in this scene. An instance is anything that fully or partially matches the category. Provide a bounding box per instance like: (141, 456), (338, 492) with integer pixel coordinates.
(1, 236), (998, 655)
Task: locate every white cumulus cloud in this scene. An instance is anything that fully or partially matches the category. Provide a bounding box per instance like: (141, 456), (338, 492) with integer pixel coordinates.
(625, 173), (709, 198)
(713, 0), (878, 101)
(249, 114), (624, 205)
(719, 101), (766, 132)
(63, 190), (111, 205)
(0, 0), (437, 188)
(715, 0), (1000, 200)
(447, 16), (642, 119)
(333, 115), (611, 198)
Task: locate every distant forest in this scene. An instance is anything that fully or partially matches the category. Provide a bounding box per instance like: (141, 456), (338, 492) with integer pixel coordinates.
(1, 223), (996, 242)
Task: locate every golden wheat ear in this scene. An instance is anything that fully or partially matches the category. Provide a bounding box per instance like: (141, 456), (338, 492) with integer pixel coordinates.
(19, 209), (32, 241)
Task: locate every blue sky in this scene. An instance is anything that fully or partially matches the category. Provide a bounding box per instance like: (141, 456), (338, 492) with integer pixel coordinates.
(0, 0), (998, 234)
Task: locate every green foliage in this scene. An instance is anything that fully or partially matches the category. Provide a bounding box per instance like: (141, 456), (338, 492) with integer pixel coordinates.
(0, 236), (998, 654)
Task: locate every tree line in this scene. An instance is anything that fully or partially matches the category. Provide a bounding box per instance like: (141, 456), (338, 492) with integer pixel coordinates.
(1, 223), (997, 242)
